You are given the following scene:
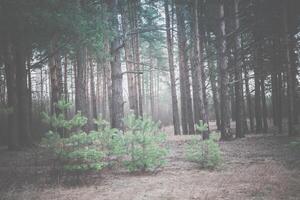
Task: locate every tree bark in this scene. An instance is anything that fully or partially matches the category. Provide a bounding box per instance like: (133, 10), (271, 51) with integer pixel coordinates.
(283, 2), (296, 136)
(164, 0), (181, 135)
(190, 0), (207, 138)
(175, 0), (194, 134)
(75, 47), (89, 130)
(109, 0), (124, 130)
(217, 0), (231, 140)
(233, 0), (245, 138)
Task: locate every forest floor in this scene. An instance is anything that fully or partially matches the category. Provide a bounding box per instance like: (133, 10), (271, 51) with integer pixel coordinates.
(0, 126), (300, 200)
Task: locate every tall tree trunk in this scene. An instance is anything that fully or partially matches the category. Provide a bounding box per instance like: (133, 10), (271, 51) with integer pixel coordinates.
(149, 47), (155, 118)
(27, 58), (32, 139)
(233, 0), (245, 138)
(175, 0), (194, 134)
(164, 0), (181, 135)
(4, 42), (20, 150)
(205, 32), (221, 130)
(244, 65), (254, 132)
(63, 55), (68, 119)
(283, 2), (296, 136)
(217, 0), (231, 140)
(197, 0), (210, 134)
(129, 0), (143, 117)
(75, 47), (89, 130)
(109, 0), (124, 130)
(122, 6), (138, 116)
(190, 0), (207, 138)
(89, 58), (97, 129)
(16, 40), (31, 146)
(253, 0), (263, 134)
(49, 37), (62, 117)
(261, 78), (268, 132)
(254, 67), (262, 133)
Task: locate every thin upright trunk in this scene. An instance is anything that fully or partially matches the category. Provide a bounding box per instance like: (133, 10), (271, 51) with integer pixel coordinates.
(49, 37), (62, 116)
(190, 0), (207, 138)
(109, 0), (124, 130)
(122, 7), (138, 116)
(175, 0), (194, 134)
(233, 0), (245, 138)
(261, 78), (268, 133)
(217, 0), (231, 140)
(89, 58), (97, 129)
(244, 66), (254, 132)
(205, 32), (221, 130)
(283, 2), (296, 136)
(164, 0), (181, 135)
(75, 47), (89, 130)
(4, 42), (20, 149)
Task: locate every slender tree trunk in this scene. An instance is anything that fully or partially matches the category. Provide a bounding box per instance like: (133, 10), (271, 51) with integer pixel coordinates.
(75, 47), (89, 130)
(190, 0), (207, 138)
(283, 2), (296, 136)
(122, 7), (138, 116)
(254, 67), (262, 133)
(205, 32), (221, 130)
(175, 0), (194, 134)
(253, 0), (263, 134)
(197, 0), (210, 135)
(244, 65), (254, 132)
(27, 58), (32, 138)
(109, 0), (124, 130)
(233, 0), (245, 138)
(217, 0), (231, 140)
(4, 42), (20, 150)
(149, 47), (155, 118)
(49, 37), (62, 117)
(261, 78), (268, 133)
(164, 0), (181, 135)
(89, 58), (97, 128)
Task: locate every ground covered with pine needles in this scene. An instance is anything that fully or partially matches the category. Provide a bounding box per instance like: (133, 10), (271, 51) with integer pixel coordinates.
(0, 128), (300, 200)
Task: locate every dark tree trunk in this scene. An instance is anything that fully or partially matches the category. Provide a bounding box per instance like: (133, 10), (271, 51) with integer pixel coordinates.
(75, 47), (89, 130)
(164, 0), (181, 135)
(4, 42), (20, 150)
(217, 0), (231, 140)
(89, 58), (97, 129)
(109, 0), (124, 130)
(190, 0), (208, 138)
(283, 2), (296, 136)
(175, 0), (194, 135)
(233, 0), (245, 138)
(49, 38), (63, 117)
(244, 65), (254, 132)
(261, 78), (268, 133)
(205, 32), (221, 130)
(122, 6), (138, 116)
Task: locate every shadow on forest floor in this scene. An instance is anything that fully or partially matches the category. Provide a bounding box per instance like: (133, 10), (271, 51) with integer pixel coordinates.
(0, 127), (300, 200)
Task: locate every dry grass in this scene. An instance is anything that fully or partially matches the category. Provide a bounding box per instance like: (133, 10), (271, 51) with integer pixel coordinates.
(0, 131), (299, 200)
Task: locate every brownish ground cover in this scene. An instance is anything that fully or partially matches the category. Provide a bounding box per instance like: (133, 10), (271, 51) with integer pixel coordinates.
(0, 128), (299, 200)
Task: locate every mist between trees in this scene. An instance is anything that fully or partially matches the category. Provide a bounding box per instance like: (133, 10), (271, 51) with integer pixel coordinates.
(0, 0), (299, 150)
